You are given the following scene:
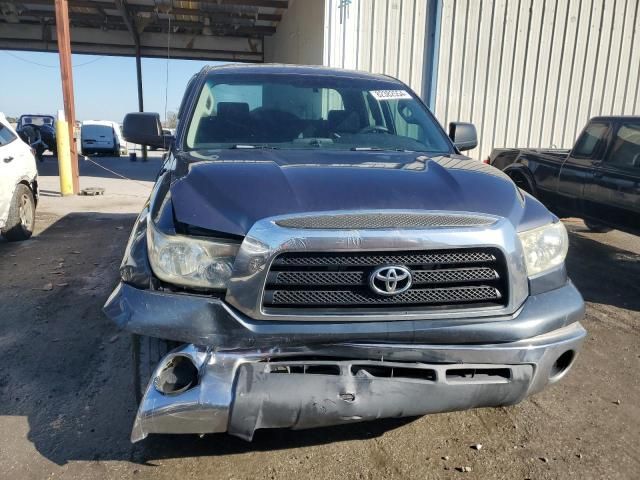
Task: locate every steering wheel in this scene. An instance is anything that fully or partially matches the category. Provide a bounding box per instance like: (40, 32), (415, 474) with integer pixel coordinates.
(359, 125), (389, 134)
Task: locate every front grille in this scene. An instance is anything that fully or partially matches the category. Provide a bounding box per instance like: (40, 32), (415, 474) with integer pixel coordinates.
(263, 248), (509, 312)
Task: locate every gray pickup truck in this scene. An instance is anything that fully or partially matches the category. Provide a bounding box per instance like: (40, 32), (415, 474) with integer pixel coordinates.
(104, 64), (586, 443)
(490, 116), (640, 235)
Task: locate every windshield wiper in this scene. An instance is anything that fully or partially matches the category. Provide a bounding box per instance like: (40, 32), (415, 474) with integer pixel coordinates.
(350, 147), (415, 152)
(229, 144), (279, 149)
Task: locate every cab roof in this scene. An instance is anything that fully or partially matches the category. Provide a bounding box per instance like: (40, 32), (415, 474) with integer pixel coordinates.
(201, 63), (403, 85)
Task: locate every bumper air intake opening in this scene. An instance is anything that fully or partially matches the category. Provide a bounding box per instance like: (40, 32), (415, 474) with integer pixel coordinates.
(549, 350), (575, 381)
(350, 365), (437, 381)
(268, 364), (341, 376)
(446, 367), (512, 383)
(154, 355), (199, 395)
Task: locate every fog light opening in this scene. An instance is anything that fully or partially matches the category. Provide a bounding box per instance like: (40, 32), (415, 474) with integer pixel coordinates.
(154, 355), (199, 395)
(550, 350), (575, 381)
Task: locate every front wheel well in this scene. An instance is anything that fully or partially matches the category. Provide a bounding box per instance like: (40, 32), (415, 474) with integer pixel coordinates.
(18, 179), (38, 205)
(506, 169), (536, 197)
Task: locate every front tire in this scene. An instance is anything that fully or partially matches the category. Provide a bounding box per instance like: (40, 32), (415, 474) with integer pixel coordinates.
(132, 334), (179, 404)
(2, 184), (35, 241)
(584, 219), (612, 233)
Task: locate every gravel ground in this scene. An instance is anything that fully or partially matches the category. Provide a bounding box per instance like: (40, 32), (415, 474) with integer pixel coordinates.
(0, 156), (638, 479)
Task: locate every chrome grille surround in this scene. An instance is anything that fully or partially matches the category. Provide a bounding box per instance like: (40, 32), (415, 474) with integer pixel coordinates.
(224, 210), (529, 322)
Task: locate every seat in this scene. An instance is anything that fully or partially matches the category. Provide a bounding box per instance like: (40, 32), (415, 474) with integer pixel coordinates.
(327, 110), (361, 135)
(194, 102), (252, 144)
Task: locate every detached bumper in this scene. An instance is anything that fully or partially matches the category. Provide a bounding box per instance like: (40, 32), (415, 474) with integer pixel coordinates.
(132, 321), (585, 442)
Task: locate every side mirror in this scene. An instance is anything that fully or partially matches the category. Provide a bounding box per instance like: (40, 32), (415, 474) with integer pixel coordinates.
(122, 112), (166, 148)
(449, 122), (478, 152)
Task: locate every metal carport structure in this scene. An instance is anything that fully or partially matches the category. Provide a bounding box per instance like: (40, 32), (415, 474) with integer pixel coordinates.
(0, 0), (290, 61)
(0, 0), (291, 192)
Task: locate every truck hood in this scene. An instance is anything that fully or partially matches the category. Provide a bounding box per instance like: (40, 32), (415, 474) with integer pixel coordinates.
(170, 150), (552, 236)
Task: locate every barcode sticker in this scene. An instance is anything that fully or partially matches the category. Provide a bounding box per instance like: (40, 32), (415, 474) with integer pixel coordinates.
(370, 90), (413, 101)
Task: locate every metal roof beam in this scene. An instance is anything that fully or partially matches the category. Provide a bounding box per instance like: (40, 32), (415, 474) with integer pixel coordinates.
(113, 0), (138, 45)
(0, 22), (263, 53)
(197, 0), (289, 8)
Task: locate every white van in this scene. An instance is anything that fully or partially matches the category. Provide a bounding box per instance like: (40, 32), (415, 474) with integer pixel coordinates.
(81, 120), (127, 156)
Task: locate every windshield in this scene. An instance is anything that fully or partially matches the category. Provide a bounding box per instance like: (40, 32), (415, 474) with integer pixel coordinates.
(185, 74), (453, 154)
(20, 116), (54, 127)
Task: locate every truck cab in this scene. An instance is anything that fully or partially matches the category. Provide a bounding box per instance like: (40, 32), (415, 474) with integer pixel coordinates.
(491, 116), (640, 235)
(557, 117), (639, 233)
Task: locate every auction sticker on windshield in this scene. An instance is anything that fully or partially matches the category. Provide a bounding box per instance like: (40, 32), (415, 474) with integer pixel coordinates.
(370, 90), (413, 101)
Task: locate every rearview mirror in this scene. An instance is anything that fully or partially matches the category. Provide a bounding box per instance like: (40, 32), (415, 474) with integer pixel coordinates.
(122, 112), (166, 148)
(448, 122), (478, 152)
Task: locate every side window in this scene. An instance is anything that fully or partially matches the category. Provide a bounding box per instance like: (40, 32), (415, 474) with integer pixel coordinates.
(572, 122), (609, 158)
(0, 124), (17, 146)
(605, 123), (640, 169)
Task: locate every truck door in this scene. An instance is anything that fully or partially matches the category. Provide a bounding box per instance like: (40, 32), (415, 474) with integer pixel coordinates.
(558, 121), (610, 216)
(585, 120), (640, 233)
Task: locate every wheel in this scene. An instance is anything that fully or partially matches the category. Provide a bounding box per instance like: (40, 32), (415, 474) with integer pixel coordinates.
(132, 334), (179, 404)
(584, 219), (612, 233)
(2, 184), (35, 242)
(113, 149), (120, 157)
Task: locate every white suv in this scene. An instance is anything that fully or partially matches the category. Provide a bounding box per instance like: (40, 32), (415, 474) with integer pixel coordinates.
(0, 113), (38, 241)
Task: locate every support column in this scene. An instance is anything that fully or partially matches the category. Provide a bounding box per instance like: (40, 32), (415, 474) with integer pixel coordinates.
(135, 45), (147, 162)
(54, 0), (79, 193)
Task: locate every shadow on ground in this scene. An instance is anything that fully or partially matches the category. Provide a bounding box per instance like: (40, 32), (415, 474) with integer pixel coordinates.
(565, 230), (640, 312)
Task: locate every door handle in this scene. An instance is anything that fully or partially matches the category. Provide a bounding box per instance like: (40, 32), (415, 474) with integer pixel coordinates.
(3, 156), (14, 163)
(593, 170), (604, 178)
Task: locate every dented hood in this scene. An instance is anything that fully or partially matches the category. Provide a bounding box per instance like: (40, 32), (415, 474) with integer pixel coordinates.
(170, 150), (550, 236)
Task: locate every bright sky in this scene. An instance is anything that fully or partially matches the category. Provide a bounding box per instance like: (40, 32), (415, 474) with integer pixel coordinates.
(0, 50), (224, 122)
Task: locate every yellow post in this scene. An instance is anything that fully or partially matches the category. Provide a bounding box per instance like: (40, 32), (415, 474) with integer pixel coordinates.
(56, 110), (74, 196)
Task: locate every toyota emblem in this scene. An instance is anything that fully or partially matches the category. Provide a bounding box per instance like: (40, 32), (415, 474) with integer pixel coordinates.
(369, 266), (412, 296)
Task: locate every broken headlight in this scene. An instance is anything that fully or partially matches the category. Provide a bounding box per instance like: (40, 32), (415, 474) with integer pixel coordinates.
(147, 217), (240, 290)
(518, 221), (568, 277)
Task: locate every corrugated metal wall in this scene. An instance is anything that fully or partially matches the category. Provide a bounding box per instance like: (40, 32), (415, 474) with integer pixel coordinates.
(434, 0), (640, 160)
(323, 0), (435, 98)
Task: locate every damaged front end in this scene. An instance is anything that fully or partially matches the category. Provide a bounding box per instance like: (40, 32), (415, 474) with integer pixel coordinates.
(130, 324), (583, 443)
(105, 191), (586, 442)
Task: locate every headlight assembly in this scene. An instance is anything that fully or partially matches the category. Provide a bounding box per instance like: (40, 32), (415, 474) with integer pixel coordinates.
(147, 217), (240, 289)
(518, 221), (568, 277)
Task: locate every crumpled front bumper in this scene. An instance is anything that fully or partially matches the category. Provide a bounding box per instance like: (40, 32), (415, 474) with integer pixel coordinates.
(131, 321), (585, 442)
(103, 280), (586, 442)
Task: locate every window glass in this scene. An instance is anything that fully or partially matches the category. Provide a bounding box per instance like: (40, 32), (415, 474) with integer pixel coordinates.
(572, 122), (608, 157)
(0, 124), (17, 146)
(19, 115), (53, 127)
(605, 123), (640, 168)
(185, 75), (453, 154)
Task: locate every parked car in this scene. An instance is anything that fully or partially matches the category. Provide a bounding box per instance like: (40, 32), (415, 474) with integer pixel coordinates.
(15, 114), (56, 161)
(81, 120), (127, 156)
(0, 113), (38, 241)
(490, 116), (640, 235)
(104, 65), (586, 443)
